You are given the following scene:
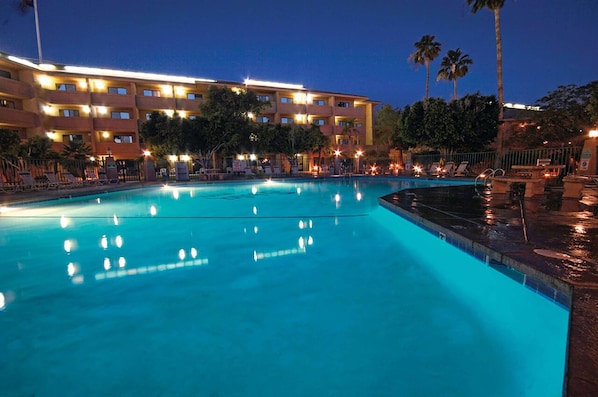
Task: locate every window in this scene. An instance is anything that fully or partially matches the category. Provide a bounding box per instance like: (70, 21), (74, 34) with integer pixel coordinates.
(145, 112), (152, 120)
(257, 95), (270, 102)
(113, 135), (134, 144)
(0, 70), (11, 79)
(63, 134), (83, 143)
(281, 117), (294, 124)
(187, 93), (202, 100)
(56, 83), (76, 91)
(338, 120), (350, 127)
(188, 115), (197, 120)
(0, 99), (15, 108)
(337, 101), (350, 108)
(312, 99), (325, 106)
(281, 97), (293, 104)
(313, 119), (326, 125)
(143, 89), (160, 97)
(61, 109), (80, 117)
(111, 111), (130, 119)
(256, 116), (269, 123)
(108, 87), (127, 95)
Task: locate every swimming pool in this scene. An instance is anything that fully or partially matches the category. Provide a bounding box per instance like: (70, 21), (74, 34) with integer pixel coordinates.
(0, 179), (568, 396)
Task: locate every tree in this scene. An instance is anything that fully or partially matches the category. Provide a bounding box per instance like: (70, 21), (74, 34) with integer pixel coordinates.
(466, 0), (506, 160)
(61, 139), (93, 160)
(586, 81), (598, 126)
(340, 118), (360, 146)
(408, 35), (442, 99)
(530, 83), (595, 146)
(399, 93), (499, 154)
(0, 129), (23, 159)
(22, 135), (58, 159)
(436, 49), (473, 100)
(140, 111), (185, 158)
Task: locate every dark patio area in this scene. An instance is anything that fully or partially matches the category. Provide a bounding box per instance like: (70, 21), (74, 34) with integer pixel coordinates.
(380, 182), (598, 397)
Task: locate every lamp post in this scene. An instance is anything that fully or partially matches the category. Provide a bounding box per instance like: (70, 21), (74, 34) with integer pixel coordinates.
(334, 149), (341, 175)
(355, 150), (363, 174)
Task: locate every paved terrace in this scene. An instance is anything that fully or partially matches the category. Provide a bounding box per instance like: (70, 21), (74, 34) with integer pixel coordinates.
(380, 181), (598, 397)
(2, 177), (597, 396)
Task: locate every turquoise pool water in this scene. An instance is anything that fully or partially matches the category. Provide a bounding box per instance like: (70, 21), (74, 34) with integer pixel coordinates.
(0, 179), (568, 396)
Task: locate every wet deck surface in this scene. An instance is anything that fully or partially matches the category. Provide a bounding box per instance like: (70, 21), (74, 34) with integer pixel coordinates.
(380, 182), (598, 397)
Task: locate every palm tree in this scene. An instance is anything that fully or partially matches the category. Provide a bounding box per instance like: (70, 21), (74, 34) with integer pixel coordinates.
(408, 35), (442, 99)
(436, 49), (473, 100)
(18, 0), (43, 62)
(466, 0), (506, 161)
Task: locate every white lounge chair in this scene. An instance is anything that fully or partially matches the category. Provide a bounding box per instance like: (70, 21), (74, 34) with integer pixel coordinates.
(428, 162), (441, 176)
(443, 161), (455, 177)
(454, 161), (469, 177)
(62, 172), (85, 187)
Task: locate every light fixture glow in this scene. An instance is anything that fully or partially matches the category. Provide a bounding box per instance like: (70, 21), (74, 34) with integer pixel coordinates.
(244, 78), (304, 90)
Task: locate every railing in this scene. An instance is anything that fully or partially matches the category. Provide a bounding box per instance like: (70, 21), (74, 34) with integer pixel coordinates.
(412, 146), (582, 176)
(0, 157), (142, 186)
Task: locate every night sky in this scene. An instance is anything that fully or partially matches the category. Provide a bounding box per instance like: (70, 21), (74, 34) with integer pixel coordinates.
(1, 0), (596, 108)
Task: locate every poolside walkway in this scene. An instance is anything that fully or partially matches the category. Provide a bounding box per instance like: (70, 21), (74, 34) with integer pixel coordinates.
(380, 181), (598, 397)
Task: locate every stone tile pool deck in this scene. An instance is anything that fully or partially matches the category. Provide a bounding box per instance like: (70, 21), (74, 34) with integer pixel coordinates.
(380, 182), (598, 397)
(2, 177), (596, 396)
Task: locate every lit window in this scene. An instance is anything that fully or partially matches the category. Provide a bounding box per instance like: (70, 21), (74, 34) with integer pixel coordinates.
(143, 89), (160, 97)
(256, 116), (269, 123)
(0, 99), (15, 108)
(313, 119), (326, 125)
(312, 99), (325, 106)
(187, 93), (202, 100)
(337, 101), (350, 108)
(188, 115), (197, 120)
(281, 117), (294, 124)
(108, 87), (128, 95)
(111, 111), (130, 119)
(61, 109), (80, 117)
(114, 135), (133, 143)
(257, 95), (270, 102)
(56, 83), (76, 92)
(281, 97), (293, 104)
(63, 134), (83, 143)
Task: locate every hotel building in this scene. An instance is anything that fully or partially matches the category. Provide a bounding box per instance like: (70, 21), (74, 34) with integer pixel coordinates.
(0, 51), (378, 170)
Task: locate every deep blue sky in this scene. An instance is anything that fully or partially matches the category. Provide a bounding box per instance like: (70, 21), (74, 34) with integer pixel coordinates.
(1, 0), (596, 108)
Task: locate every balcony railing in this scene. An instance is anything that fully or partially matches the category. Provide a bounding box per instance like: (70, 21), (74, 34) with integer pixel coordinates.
(0, 77), (35, 99)
(0, 107), (39, 128)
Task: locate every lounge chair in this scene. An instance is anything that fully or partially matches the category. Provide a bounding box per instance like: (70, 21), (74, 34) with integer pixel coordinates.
(264, 166), (272, 175)
(273, 166), (281, 176)
(1, 177), (17, 193)
(428, 162), (441, 176)
(244, 168), (255, 176)
(18, 171), (44, 190)
(62, 172), (85, 187)
(443, 161), (455, 177)
(454, 161), (469, 177)
(44, 171), (70, 189)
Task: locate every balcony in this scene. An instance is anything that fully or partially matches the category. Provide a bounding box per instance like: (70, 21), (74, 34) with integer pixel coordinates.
(48, 116), (92, 131)
(307, 104), (332, 117)
(0, 77), (35, 99)
(334, 106), (365, 118)
(333, 125), (366, 136)
(91, 92), (134, 107)
(93, 118), (137, 132)
(278, 103), (305, 114)
(41, 89), (90, 105)
(136, 95), (176, 110)
(0, 107), (39, 128)
(175, 98), (202, 112)
(319, 125), (334, 135)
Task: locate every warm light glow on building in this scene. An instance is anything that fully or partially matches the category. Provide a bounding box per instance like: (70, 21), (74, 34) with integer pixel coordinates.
(97, 106), (107, 115)
(161, 85), (173, 96)
(175, 86), (185, 96)
(93, 80), (106, 90)
(165, 109), (174, 117)
(102, 131), (110, 138)
(589, 129), (598, 138)
(37, 75), (52, 88)
(181, 155), (190, 162)
(82, 105), (91, 113)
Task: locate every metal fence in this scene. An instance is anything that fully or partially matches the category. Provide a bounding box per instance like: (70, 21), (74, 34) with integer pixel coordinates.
(0, 157), (142, 185)
(412, 146), (582, 176)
